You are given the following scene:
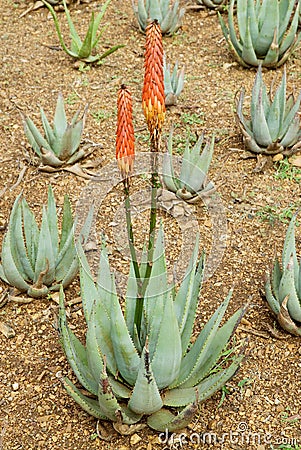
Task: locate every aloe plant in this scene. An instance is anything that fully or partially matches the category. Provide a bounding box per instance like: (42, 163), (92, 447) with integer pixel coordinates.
(58, 227), (244, 432)
(219, 0), (301, 68)
(196, 0), (228, 11)
(164, 58), (185, 106)
(163, 128), (215, 202)
(132, 0), (185, 34)
(23, 93), (88, 167)
(235, 65), (301, 155)
(265, 215), (301, 336)
(0, 186), (92, 298)
(43, 0), (124, 63)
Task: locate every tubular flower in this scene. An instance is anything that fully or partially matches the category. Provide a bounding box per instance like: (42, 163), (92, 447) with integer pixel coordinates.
(116, 85), (135, 183)
(142, 20), (166, 149)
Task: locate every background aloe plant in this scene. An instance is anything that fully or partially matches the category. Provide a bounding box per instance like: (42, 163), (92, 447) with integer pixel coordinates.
(43, 0), (124, 63)
(265, 215), (301, 337)
(23, 92), (88, 167)
(0, 186), (92, 298)
(132, 0), (185, 34)
(163, 128), (215, 202)
(58, 230), (244, 432)
(164, 58), (185, 106)
(219, 0), (301, 68)
(235, 65), (301, 155)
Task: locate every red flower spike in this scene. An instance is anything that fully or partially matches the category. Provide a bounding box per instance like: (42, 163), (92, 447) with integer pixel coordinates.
(116, 84), (135, 184)
(142, 20), (166, 150)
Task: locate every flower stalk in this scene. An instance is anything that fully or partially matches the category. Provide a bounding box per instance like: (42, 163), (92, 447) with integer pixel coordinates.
(116, 85), (142, 311)
(141, 21), (165, 295)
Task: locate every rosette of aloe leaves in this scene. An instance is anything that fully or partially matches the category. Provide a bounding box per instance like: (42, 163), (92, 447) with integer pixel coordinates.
(58, 21), (245, 433)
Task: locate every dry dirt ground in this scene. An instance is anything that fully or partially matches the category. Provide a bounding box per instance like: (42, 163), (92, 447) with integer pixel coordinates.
(0, 0), (301, 449)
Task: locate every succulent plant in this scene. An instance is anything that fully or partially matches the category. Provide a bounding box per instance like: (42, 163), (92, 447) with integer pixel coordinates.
(58, 227), (244, 432)
(196, 0), (228, 11)
(23, 93), (88, 167)
(219, 0), (301, 68)
(162, 128), (215, 203)
(265, 215), (301, 336)
(132, 0), (185, 35)
(164, 57), (185, 106)
(235, 65), (301, 156)
(43, 0), (124, 63)
(0, 186), (92, 298)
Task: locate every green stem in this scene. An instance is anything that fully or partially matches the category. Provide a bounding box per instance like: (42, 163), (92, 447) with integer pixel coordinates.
(141, 150), (159, 296)
(123, 182), (143, 335)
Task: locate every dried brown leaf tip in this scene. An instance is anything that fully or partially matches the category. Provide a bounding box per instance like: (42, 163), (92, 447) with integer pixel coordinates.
(142, 20), (166, 149)
(116, 84), (135, 184)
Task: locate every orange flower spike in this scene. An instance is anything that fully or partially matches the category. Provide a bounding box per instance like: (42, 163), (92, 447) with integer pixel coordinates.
(116, 85), (135, 183)
(142, 20), (166, 148)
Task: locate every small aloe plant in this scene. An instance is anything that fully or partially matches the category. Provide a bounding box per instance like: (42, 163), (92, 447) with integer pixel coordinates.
(43, 0), (124, 63)
(164, 58), (185, 106)
(219, 0), (301, 68)
(23, 93), (88, 167)
(132, 0), (185, 34)
(163, 128), (215, 203)
(235, 65), (301, 155)
(0, 186), (92, 298)
(58, 230), (245, 432)
(265, 215), (301, 336)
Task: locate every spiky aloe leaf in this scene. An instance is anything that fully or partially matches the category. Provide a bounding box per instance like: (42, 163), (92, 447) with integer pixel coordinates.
(271, 258), (282, 300)
(147, 399), (198, 432)
(252, 89), (272, 147)
(174, 240), (205, 355)
(62, 376), (107, 419)
(179, 306), (244, 389)
(24, 116), (53, 155)
(21, 199), (39, 269)
(150, 290), (182, 389)
(282, 215), (298, 283)
(85, 299), (105, 383)
(163, 356), (244, 407)
(170, 291), (240, 389)
(59, 287), (98, 395)
(53, 92), (68, 139)
(77, 243), (117, 377)
(97, 363), (123, 421)
(0, 229), (31, 292)
(9, 194), (34, 281)
(128, 346), (163, 415)
(34, 207), (55, 285)
(77, 13), (95, 59)
(265, 273), (281, 316)
(40, 107), (56, 152)
(162, 128), (180, 193)
(278, 257), (301, 322)
(110, 276), (140, 385)
(46, 185), (59, 258)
